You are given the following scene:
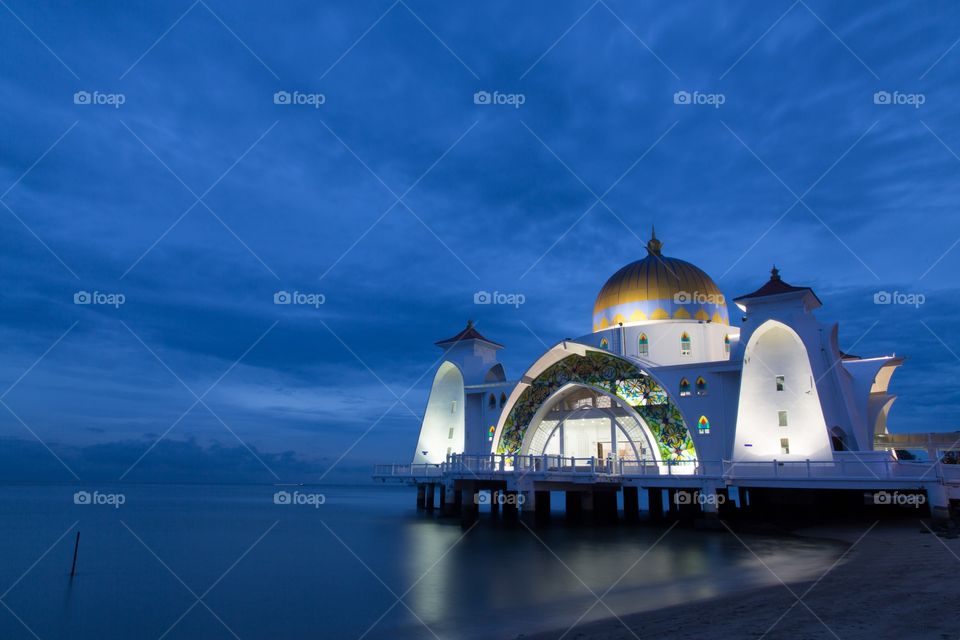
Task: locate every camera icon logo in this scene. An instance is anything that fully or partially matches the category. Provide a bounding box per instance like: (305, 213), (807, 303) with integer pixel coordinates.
(674, 491), (692, 505)
(874, 491), (891, 505)
(273, 90), (291, 105)
(73, 91), (91, 105)
(274, 290), (291, 304)
(873, 290), (891, 305)
(473, 91), (491, 105)
(673, 290), (692, 304)
(473, 290), (491, 304)
(73, 491), (91, 505)
(74, 291), (91, 304)
(273, 491), (291, 505)
(673, 90), (691, 105)
(474, 492), (490, 505)
(873, 91), (891, 105)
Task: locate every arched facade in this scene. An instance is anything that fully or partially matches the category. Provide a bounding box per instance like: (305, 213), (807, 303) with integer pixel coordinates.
(493, 347), (697, 464)
(733, 320), (832, 461)
(412, 361), (465, 464)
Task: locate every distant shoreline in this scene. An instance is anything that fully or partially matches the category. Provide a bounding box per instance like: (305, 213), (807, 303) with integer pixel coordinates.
(522, 520), (958, 640)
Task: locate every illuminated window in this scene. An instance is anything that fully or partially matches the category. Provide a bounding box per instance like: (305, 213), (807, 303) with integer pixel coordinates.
(488, 425), (495, 442)
(499, 392), (507, 408)
(724, 334), (731, 354)
(488, 394), (496, 409)
(638, 333), (649, 356)
(679, 378), (691, 397)
(778, 410), (788, 427)
(775, 375), (784, 392)
(695, 376), (708, 396)
(680, 332), (691, 356)
(600, 338), (609, 350)
(698, 415), (710, 434)
(780, 438), (790, 455)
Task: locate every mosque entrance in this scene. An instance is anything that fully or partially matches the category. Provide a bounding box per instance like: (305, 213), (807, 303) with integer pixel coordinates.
(521, 385), (661, 465)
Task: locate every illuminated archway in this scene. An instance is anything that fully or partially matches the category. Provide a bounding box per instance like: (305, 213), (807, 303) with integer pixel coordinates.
(494, 347), (696, 462)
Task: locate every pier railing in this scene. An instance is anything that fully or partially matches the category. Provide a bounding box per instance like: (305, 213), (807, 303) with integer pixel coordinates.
(373, 463), (441, 478)
(375, 455), (958, 483)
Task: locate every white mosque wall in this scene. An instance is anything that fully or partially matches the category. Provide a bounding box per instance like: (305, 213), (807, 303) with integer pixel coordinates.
(733, 320), (833, 461)
(582, 321), (738, 367)
(412, 362), (465, 464)
(652, 364), (742, 461)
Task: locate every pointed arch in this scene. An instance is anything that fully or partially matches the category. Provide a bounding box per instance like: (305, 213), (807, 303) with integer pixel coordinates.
(695, 376), (707, 396)
(680, 331), (691, 356)
(638, 332), (649, 356)
(679, 378), (691, 397)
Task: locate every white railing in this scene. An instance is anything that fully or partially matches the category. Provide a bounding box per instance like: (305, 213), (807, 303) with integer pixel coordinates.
(720, 459), (943, 481)
(373, 456), (960, 483)
(372, 463), (441, 477)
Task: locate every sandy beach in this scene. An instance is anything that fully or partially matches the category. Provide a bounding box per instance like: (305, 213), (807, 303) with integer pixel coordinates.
(523, 520), (959, 640)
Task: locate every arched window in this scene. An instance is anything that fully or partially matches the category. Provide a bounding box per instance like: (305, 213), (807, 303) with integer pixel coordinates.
(696, 376), (707, 396)
(600, 338), (609, 350)
(679, 378), (691, 397)
(724, 334), (731, 355)
(680, 332), (691, 356)
(488, 393), (496, 409)
(698, 415), (710, 434)
(638, 333), (649, 356)
(488, 425), (495, 442)
(499, 392), (507, 408)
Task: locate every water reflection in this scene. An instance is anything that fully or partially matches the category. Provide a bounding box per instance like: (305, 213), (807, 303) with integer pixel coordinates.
(0, 485), (843, 640)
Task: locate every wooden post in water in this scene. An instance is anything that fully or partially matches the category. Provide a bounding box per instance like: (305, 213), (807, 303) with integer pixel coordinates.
(70, 531), (80, 578)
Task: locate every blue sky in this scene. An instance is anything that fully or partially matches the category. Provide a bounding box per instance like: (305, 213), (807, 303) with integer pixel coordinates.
(2, 1), (960, 482)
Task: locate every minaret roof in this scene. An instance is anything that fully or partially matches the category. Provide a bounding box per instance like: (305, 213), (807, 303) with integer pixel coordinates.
(435, 320), (504, 349)
(733, 265), (822, 306)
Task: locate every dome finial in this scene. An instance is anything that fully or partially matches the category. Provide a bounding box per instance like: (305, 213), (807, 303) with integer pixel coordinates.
(646, 225), (663, 256)
(770, 264), (781, 281)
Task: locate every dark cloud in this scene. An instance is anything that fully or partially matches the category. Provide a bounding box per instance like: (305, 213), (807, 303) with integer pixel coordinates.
(1, 0), (960, 482)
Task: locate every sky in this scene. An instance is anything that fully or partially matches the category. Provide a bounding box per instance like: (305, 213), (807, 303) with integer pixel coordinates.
(1, 0), (960, 483)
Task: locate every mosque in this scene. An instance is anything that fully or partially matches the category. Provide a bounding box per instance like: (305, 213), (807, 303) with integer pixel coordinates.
(412, 230), (900, 470)
(379, 230), (958, 522)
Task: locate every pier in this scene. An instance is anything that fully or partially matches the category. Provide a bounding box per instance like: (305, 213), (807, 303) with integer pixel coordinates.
(375, 453), (960, 525)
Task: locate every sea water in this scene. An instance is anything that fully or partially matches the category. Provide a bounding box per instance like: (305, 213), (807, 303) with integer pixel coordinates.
(0, 484), (844, 639)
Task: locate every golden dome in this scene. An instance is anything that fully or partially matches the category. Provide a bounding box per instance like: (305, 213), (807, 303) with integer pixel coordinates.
(592, 229), (729, 332)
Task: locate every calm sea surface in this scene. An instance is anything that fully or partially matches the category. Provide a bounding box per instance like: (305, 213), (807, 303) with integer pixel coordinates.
(0, 484), (844, 639)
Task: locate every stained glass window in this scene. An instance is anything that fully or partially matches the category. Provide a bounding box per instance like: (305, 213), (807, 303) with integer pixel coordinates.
(679, 378), (691, 397)
(600, 338), (609, 350)
(638, 333), (649, 356)
(698, 415), (710, 434)
(488, 393), (496, 409)
(680, 332), (691, 356)
(696, 376), (707, 396)
(499, 392), (507, 407)
(724, 334), (731, 354)
(488, 425), (495, 442)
